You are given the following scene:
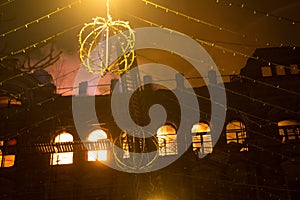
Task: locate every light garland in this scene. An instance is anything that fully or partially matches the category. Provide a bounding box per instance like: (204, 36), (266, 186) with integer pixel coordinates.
(0, 0), (83, 38)
(214, 0), (300, 25)
(0, 23), (82, 61)
(78, 0), (135, 76)
(141, 0), (297, 48)
(0, 0), (14, 8)
(129, 14), (298, 72)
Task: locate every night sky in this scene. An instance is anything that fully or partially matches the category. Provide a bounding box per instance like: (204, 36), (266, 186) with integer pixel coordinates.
(1, 0), (300, 94)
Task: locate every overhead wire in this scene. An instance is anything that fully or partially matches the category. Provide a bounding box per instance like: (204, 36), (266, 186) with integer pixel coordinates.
(0, 0), (14, 8)
(0, 0), (84, 38)
(141, 0), (298, 47)
(128, 13), (300, 82)
(0, 23), (83, 61)
(214, 0), (300, 25)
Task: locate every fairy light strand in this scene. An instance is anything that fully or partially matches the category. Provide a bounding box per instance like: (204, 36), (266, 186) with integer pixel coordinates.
(129, 14), (298, 72)
(0, 0), (14, 7)
(0, 23), (82, 61)
(0, 0), (83, 38)
(215, 0), (300, 25)
(142, 0), (242, 37)
(141, 0), (297, 48)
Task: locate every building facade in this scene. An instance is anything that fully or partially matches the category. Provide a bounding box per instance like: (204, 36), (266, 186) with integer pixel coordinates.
(0, 47), (299, 199)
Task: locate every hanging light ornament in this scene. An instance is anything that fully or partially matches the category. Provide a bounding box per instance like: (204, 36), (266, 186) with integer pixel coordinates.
(79, 0), (135, 76)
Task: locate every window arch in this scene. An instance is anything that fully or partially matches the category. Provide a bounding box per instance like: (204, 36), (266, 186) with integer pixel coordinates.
(226, 120), (248, 151)
(50, 131), (73, 165)
(191, 122), (212, 155)
(87, 129), (108, 161)
(0, 139), (16, 168)
(156, 124), (177, 156)
(0, 150), (15, 168)
(0, 95), (22, 108)
(278, 120), (300, 143)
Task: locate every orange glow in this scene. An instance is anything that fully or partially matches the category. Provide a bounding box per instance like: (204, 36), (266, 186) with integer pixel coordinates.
(0, 150), (15, 168)
(50, 131), (74, 165)
(278, 120), (300, 142)
(191, 122), (211, 133)
(191, 122), (213, 154)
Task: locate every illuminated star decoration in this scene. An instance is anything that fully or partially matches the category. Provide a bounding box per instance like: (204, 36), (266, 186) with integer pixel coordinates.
(78, 0), (135, 76)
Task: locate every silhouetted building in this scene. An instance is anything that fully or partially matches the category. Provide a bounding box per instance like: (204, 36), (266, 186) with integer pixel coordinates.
(0, 47), (299, 199)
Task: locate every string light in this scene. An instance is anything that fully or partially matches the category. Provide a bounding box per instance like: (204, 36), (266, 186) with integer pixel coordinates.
(141, 0), (297, 48)
(0, 23), (82, 61)
(215, 0), (300, 25)
(0, 0), (14, 7)
(129, 13), (298, 72)
(0, 0), (83, 38)
(141, 0), (242, 37)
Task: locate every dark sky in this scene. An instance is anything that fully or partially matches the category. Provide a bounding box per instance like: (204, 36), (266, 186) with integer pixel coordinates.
(1, 0), (300, 93)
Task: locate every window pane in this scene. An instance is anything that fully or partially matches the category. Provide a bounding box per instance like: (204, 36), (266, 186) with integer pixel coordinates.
(278, 120), (300, 143)
(290, 64), (299, 75)
(226, 120), (247, 151)
(191, 122), (213, 155)
(157, 125), (177, 156)
(276, 65), (286, 75)
(1, 155), (15, 168)
(261, 66), (272, 77)
(0, 96), (22, 108)
(51, 131), (73, 165)
(51, 152), (73, 165)
(87, 129), (108, 161)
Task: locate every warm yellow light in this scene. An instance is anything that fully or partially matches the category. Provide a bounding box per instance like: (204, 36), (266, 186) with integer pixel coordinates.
(87, 129), (108, 161)
(191, 122), (210, 133)
(0, 150), (15, 168)
(51, 131), (74, 165)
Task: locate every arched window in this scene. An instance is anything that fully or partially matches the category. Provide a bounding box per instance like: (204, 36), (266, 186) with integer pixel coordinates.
(278, 120), (300, 143)
(156, 125), (177, 156)
(0, 150), (15, 168)
(0, 96), (22, 108)
(50, 131), (73, 165)
(191, 122), (212, 155)
(226, 120), (248, 151)
(87, 129), (108, 161)
(0, 139), (16, 168)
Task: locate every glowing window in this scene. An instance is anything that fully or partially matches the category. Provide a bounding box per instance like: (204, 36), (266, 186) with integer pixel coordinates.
(0, 96), (22, 108)
(191, 122), (212, 155)
(0, 150), (15, 168)
(50, 131), (73, 165)
(276, 65), (286, 75)
(120, 132), (130, 158)
(226, 120), (248, 151)
(278, 120), (300, 143)
(261, 66), (272, 77)
(87, 129), (108, 161)
(290, 64), (299, 75)
(157, 125), (177, 156)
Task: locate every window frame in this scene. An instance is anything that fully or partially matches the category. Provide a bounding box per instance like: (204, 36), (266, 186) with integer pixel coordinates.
(191, 122), (213, 156)
(86, 129), (108, 162)
(50, 131), (74, 166)
(225, 120), (248, 151)
(156, 124), (178, 156)
(278, 119), (300, 143)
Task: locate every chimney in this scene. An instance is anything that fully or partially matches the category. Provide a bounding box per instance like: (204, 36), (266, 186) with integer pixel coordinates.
(208, 70), (217, 85)
(143, 75), (154, 91)
(176, 73), (185, 90)
(79, 81), (88, 96)
(110, 78), (119, 94)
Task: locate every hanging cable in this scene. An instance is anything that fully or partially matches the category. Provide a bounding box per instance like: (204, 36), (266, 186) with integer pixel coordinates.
(0, 0), (84, 38)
